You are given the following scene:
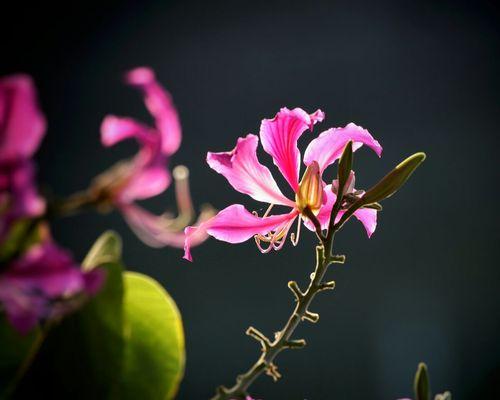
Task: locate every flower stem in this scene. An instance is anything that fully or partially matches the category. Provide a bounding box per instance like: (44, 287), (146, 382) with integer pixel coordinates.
(211, 227), (343, 400)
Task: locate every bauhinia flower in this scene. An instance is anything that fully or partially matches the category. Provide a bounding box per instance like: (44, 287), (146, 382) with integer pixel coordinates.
(91, 67), (212, 248)
(0, 74), (46, 240)
(184, 107), (382, 261)
(0, 241), (103, 334)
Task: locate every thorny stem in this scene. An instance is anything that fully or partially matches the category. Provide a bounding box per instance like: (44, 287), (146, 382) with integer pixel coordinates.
(211, 207), (345, 400)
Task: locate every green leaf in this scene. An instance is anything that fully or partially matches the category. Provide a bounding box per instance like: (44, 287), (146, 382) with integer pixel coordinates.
(0, 219), (43, 265)
(117, 272), (185, 400)
(0, 316), (41, 399)
(82, 230), (122, 270)
(12, 238), (125, 398)
(414, 362), (431, 400)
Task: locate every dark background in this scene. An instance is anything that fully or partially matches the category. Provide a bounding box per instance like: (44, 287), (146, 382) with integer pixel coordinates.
(2, 0), (499, 398)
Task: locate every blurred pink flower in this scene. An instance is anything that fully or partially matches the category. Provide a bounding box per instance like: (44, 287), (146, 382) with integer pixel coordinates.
(94, 67), (211, 248)
(184, 107), (382, 261)
(0, 74), (46, 239)
(0, 241), (103, 334)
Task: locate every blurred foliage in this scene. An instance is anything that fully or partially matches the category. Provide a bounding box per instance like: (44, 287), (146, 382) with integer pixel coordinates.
(0, 231), (185, 399)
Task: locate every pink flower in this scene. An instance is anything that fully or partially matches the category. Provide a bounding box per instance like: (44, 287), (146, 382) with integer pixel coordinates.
(184, 108), (382, 261)
(93, 67), (212, 248)
(0, 241), (104, 334)
(0, 74), (46, 239)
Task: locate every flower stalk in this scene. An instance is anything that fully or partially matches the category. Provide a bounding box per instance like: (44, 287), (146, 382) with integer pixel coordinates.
(211, 204), (345, 400)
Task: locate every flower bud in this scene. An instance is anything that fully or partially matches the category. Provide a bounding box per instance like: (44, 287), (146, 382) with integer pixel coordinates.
(414, 362), (430, 400)
(296, 161), (323, 213)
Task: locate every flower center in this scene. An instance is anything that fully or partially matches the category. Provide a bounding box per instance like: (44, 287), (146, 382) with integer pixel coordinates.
(295, 161), (323, 214)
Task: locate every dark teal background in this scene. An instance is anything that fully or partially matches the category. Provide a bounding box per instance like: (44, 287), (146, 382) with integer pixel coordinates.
(1, 1), (498, 398)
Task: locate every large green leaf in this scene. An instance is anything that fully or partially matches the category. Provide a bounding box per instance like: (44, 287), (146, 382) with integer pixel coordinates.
(117, 272), (185, 400)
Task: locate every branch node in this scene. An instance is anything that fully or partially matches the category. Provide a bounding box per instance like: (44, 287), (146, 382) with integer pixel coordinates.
(287, 280), (304, 301)
(246, 326), (271, 351)
(302, 311), (320, 323)
(265, 362), (282, 382)
(318, 281), (336, 291)
(215, 385), (229, 395)
(284, 339), (307, 349)
(329, 254), (346, 264)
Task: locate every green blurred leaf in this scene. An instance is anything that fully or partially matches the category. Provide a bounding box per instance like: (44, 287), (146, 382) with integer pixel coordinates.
(414, 362), (431, 400)
(0, 219), (43, 265)
(82, 230), (122, 270)
(117, 272), (185, 400)
(12, 240), (125, 398)
(0, 316), (41, 399)
(5, 231), (185, 399)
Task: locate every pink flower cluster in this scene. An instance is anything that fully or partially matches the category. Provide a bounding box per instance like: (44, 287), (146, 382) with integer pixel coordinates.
(0, 75), (103, 334)
(93, 67), (211, 248)
(184, 107), (382, 261)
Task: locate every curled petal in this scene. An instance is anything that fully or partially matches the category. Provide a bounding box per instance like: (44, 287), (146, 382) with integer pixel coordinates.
(99, 116), (170, 203)
(120, 203), (214, 249)
(304, 123), (382, 173)
(125, 67), (182, 156)
(207, 134), (294, 207)
(260, 107), (324, 191)
(118, 164), (171, 203)
(0, 74), (46, 162)
(183, 204), (298, 261)
(100, 115), (152, 148)
(303, 184), (377, 237)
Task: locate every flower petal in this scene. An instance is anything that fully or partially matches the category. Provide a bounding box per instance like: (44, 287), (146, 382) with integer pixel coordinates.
(260, 108), (324, 191)
(120, 203), (213, 250)
(100, 115), (153, 148)
(0, 74), (46, 162)
(99, 115), (170, 203)
(183, 204), (298, 261)
(126, 67), (182, 156)
(207, 134), (294, 207)
(118, 164), (171, 203)
(352, 207), (378, 238)
(303, 123), (382, 173)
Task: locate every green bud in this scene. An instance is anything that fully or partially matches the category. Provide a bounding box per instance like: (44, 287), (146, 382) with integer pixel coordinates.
(337, 141), (353, 197)
(334, 152), (425, 230)
(361, 152), (426, 205)
(414, 362), (431, 400)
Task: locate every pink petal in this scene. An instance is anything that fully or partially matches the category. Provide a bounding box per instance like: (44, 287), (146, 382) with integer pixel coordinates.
(260, 107), (324, 191)
(119, 165), (171, 203)
(183, 204), (298, 261)
(302, 184), (377, 237)
(125, 67), (182, 156)
(0, 74), (46, 162)
(120, 203), (201, 249)
(303, 123), (382, 173)
(207, 134), (294, 207)
(100, 115), (170, 203)
(100, 115), (153, 148)
(352, 207), (377, 238)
